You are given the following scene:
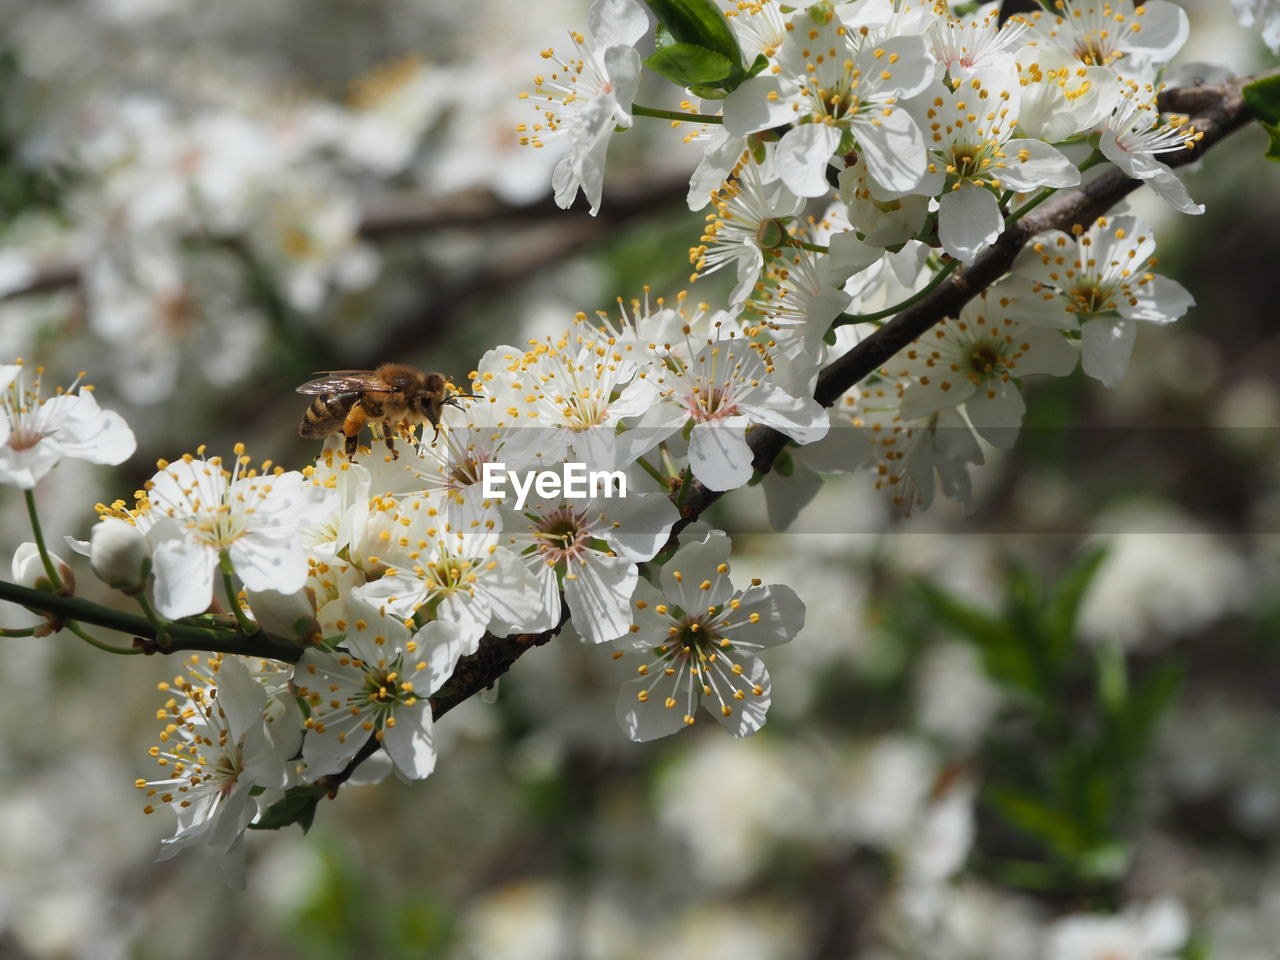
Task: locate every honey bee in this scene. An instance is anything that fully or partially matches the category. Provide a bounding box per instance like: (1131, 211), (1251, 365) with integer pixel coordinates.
(297, 363), (474, 461)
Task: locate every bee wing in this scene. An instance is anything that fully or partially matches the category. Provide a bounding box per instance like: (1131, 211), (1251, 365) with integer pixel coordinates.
(296, 371), (394, 395)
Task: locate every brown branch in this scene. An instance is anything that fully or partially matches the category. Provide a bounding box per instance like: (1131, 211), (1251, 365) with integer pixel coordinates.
(11, 70), (1270, 803)
(304, 67), (1270, 796)
(358, 171), (689, 240)
(671, 67), (1273, 534)
(0, 171), (691, 304)
(0, 259), (81, 304)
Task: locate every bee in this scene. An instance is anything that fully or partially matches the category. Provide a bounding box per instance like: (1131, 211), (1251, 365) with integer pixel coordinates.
(297, 363), (474, 461)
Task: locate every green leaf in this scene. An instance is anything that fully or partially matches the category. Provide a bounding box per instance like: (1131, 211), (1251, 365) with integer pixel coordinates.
(917, 579), (1004, 644)
(250, 785), (324, 832)
(1260, 121), (1280, 162)
(1122, 661), (1184, 752)
(1045, 544), (1109, 665)
(643, 0), (743, 66)
(1094, 641), (1129, 718)
(986, 787), (1084, 857)
(917, 580), (1044, 700)
(644, 43), (734, 88)
(1243, 75), (1280, 162)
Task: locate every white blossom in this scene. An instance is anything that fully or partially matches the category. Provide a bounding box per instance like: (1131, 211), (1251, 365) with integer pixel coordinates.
(1048, 898), (1190, 960)
(690, 154), (804, 306)
(295, 601), (471, 780)
(894, 288), (1078, 448)
(1233, 0), (1280, 53)
(724, 16), (934, 196)
(88, 517), (150, 592)
(1024, 0), (1190, 68)
(0, 363), (136, 489)
(127, 445), (335, 618)
(907, 75), (1080, 263)
(612, 531), (804, 741)
(501, 488), (678, 645)
(519, 0), (648, 215)
(1100, 80), (1205, 215)
(631, 337), (829, 491)
(1010, 214), (1193, 386)
(354, 494), (548, 644)
(140, 655), (293, 886)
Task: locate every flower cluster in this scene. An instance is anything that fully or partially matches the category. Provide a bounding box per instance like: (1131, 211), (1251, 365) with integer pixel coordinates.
(0, 0), (569, 403)
(526, 0), (1202, 512)
(72, 310), (818, 870)
(0, 0), (1243, 884)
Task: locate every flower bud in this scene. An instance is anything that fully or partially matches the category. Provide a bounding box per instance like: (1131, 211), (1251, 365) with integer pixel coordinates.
(12, 541), (71, 591)
(245, 586), (323, 644)
(89, 519), (151, 593)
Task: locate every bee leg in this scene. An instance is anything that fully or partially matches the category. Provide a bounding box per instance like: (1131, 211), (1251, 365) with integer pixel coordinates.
(341, 404), (369, 462)
(382, 420), (398, 460)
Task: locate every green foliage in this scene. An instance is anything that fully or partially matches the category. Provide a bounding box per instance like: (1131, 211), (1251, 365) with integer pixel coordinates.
(645, 42), (735, 86)
(1243, 74), (1280, 162)
(251, 785), (326, 833)
(917, 545), (1184, 893)
(284, 844), (455, 959)
(642, 0), (764, 96)
(0, 53), (72, 217)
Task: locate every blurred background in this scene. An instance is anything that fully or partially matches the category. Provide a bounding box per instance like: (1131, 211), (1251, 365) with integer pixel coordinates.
(1, 0), (1279, 956)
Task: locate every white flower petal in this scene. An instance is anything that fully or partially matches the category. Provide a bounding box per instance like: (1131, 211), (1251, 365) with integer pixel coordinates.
(762, 457), (822, 530)
(712, 655), (771, 738)
(1145, 169), (1204, 215)
(419, 618), (480, 694)
(938, 184), (1003, 264)
(151, 535), (217, 619)
(1120, 274), (1194, 325)
(776, 123), (843, 198)
(723, 76), (795, 136)
(604, 492), (679, 561)
(1081, 317), (1137, 388)
(616, 676), (690, 742)
(564, 552), (637, 644)
(901, 377), (976, 422)
(965, 383), (1026, 449)
(688, 417), (754, 491)
(588, 0), (648, 48)
(997, 139), (1080, 192)
(854, 107), (927, 194)
(726, 584), (805, 650)
(1127, 1), (1190, 61)
(382, 701), (436, 781)
(742, 380), (829, 444)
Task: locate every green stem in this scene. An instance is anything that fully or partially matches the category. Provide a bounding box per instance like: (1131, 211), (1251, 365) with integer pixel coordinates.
(635, 456), (670, 490)
(1007, 151), (1106, 226)
(675, 467), (694, 511)
(1007, 186), (1055, 224)
(65, 620), (141, 656)
(831, 259), (961, 328)
(135, 591), (171, 645)
(786, 238), (829, 254)
(219, 553), (259, 636)
(23, 489), (62, 590)
(631, 103), (723, 124)
(0, 626), (37, 638)
(0, 578), (304, 662)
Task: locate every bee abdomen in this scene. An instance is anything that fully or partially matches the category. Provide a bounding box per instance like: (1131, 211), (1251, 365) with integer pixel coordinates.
(299, 393), (355, 438)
